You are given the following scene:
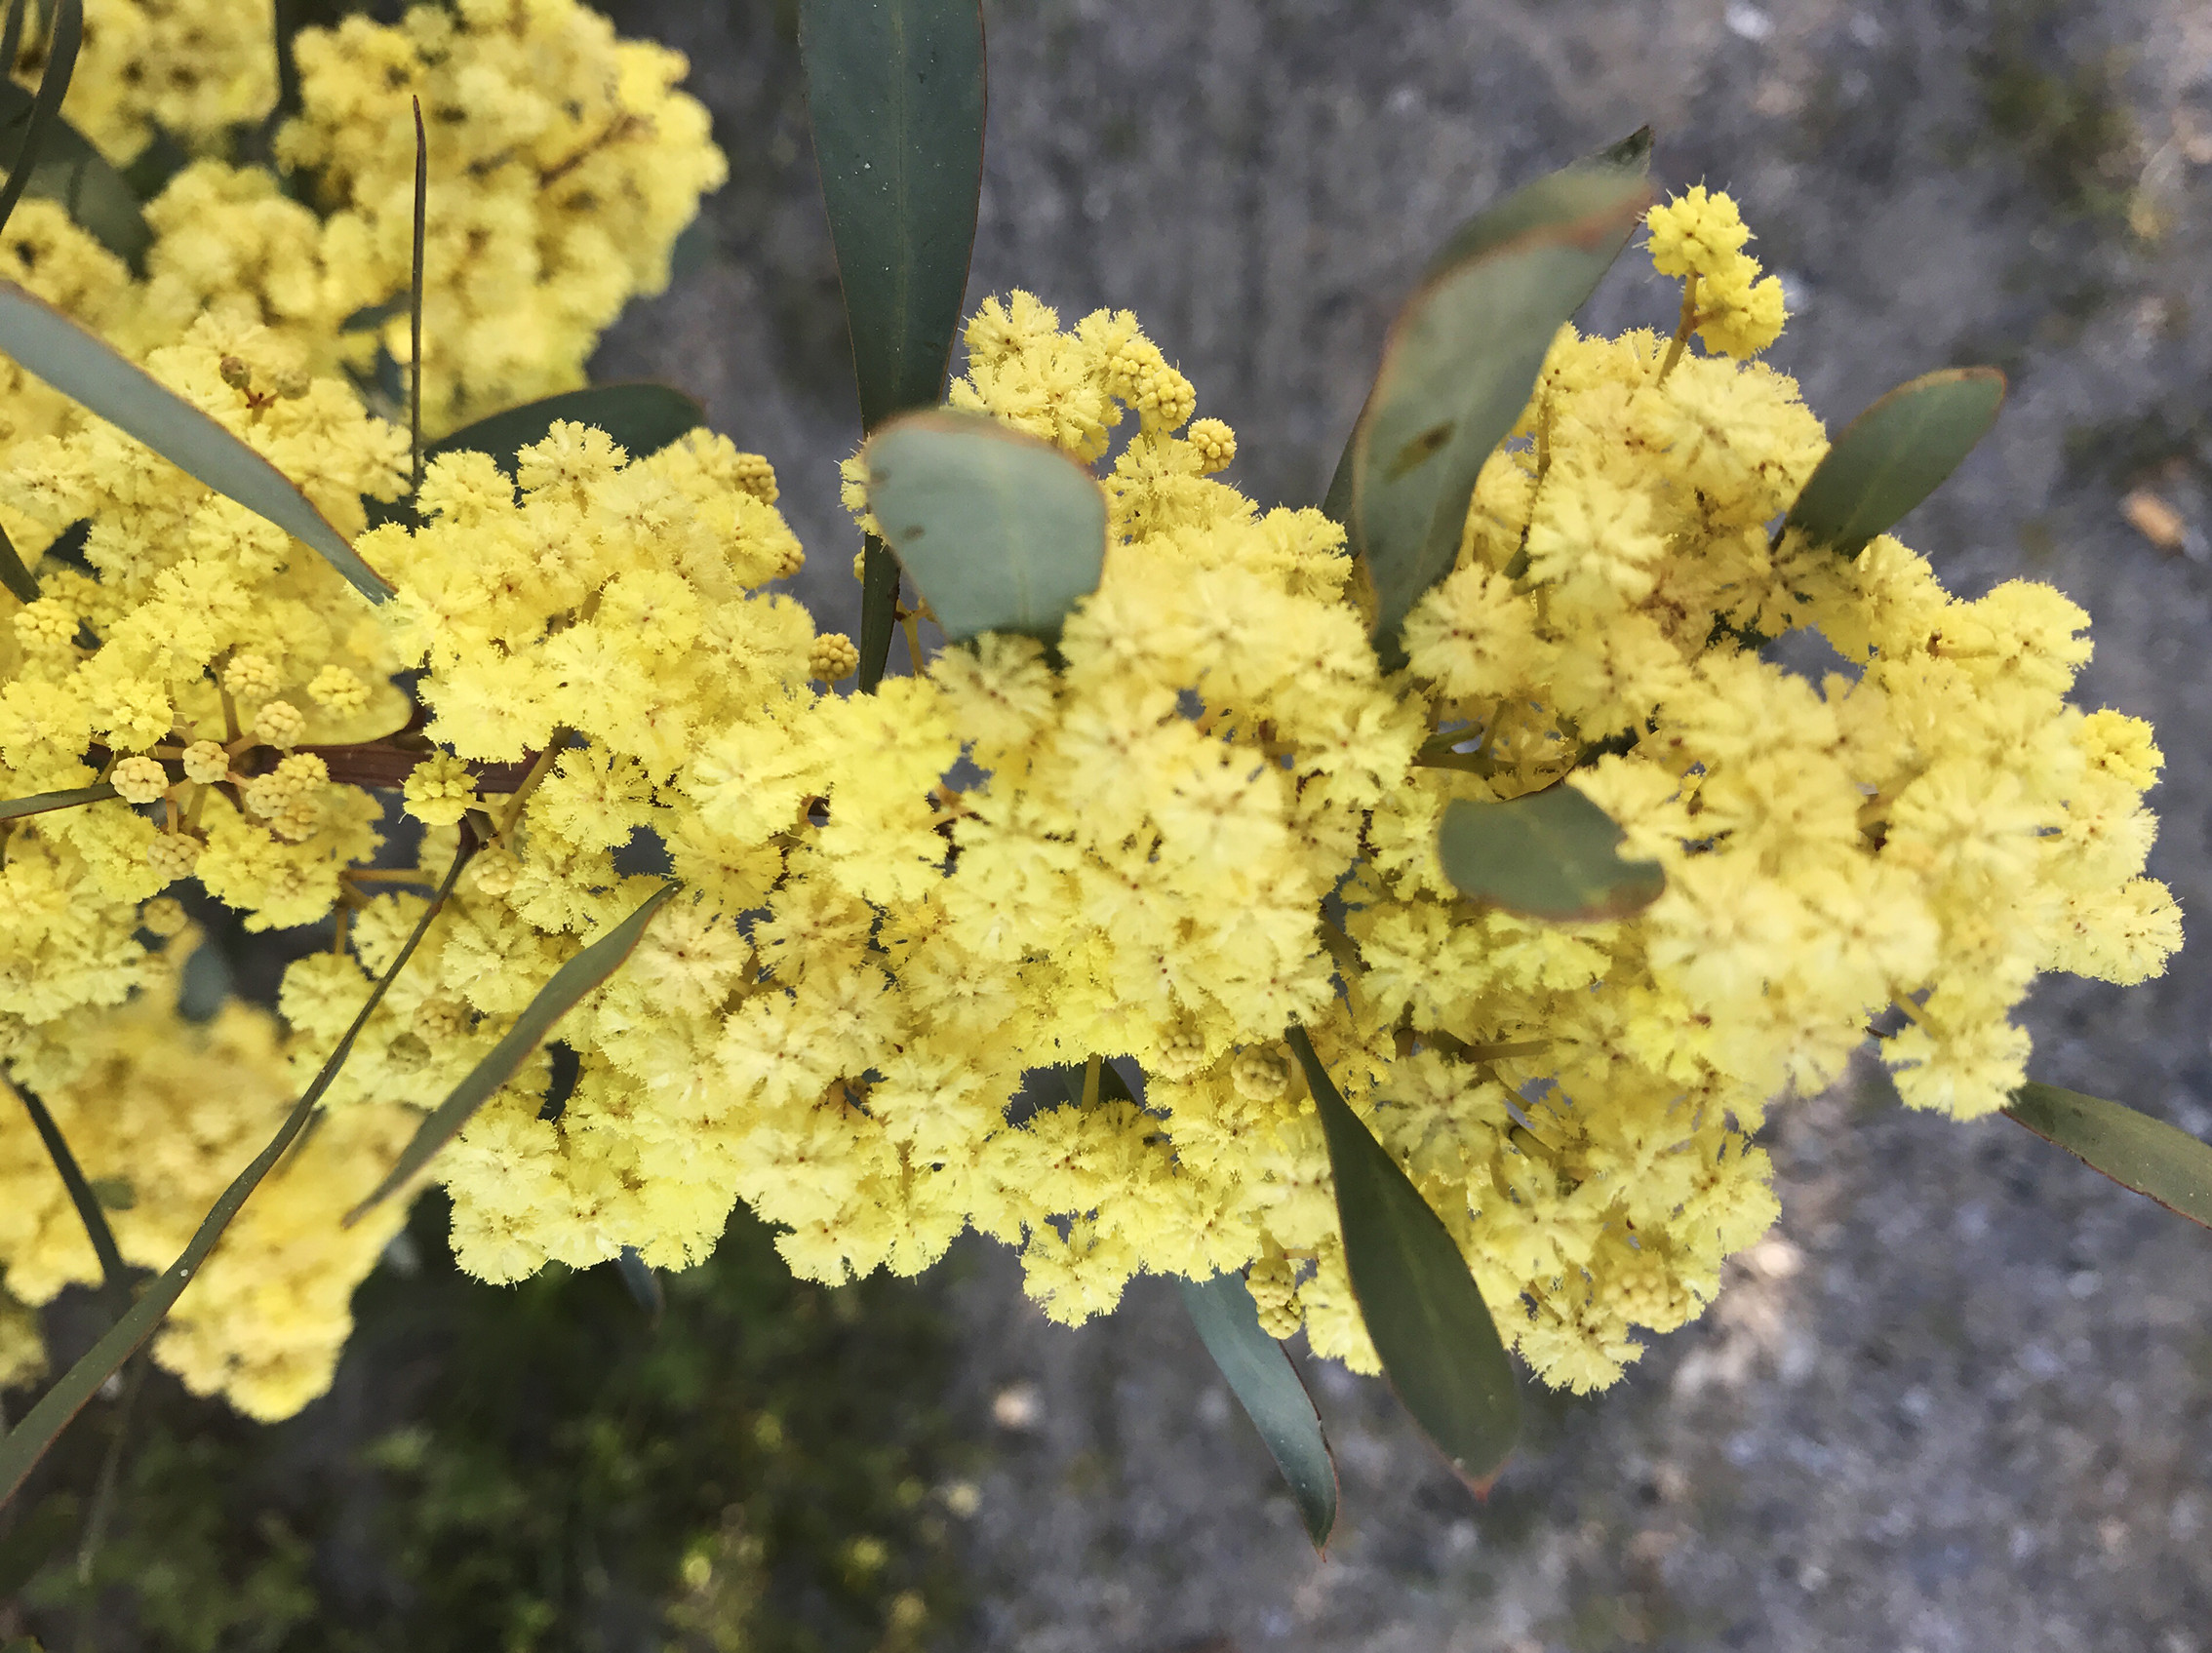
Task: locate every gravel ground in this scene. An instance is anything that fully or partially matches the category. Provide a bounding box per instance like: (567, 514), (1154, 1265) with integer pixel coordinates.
(592, 1), (2212, 1646)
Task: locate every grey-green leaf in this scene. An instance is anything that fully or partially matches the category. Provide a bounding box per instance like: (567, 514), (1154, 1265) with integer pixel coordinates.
(0, 279), (393, 604)
(0, 82), (153, 272)
(344, 882), (680, 1224)
(0, 781), (114, 821)
(1342, 158), (1649, 658)
(864, 410), (1107, 643)
(428, 382), (707, 477)
(799, 0), (985, 435)
(2004, 1082), (2212, 1232)
(1785, 368), (2006, 556)
(1287, 1025), (1521, 1491)
(1177, 1271), (1339, 1549)
(0, 838), (475, 1508)
(1439, 786), (1664, 923)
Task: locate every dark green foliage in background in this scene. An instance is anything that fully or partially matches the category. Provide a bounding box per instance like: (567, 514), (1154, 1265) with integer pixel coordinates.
(6, 1196), (963, 1652)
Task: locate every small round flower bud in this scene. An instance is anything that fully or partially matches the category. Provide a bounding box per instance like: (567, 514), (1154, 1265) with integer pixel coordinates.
(414, 996), (470, 1042)
(1245, 1254), (1303, 1338)
(241, 770), (294, 817)
(223, 651), (281, 701)
(272, 367), (312, 400)
(307, 664), (370, 716)
(13, 598), (77, 656)
(1231, 1045), (1290, 1102)
(271, 798), (323, 842)
(1132, 363), (1197, 432)
(404, 752), (477, 827)
(218, 355), (254, 390)
(1600, 1254), (1693, 1332)
(468, 844), (522, 896)
(808, 632), (860, 683)
(138, 895), (189, 937)
(145, 833), (202, 882)
(1186, 417), (1237, 475)
(731, 451), (777, 501)
(254, 699), (307, 747)
(110, 754), (170, 806)
(852, 549), (867, 582)
(1152, 1026), (1209, 1082)
(179, 739), (230, 784)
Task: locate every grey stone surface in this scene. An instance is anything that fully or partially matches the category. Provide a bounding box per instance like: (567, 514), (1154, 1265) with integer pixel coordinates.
(593, 0), (2212, 1646)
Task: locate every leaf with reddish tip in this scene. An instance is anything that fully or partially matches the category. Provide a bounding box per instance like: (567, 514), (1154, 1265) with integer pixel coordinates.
(1786, 368), (2006, 556)
(2005, 1082), (2212, 1231)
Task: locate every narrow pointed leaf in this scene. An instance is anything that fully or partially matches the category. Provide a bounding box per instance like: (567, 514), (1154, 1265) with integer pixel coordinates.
(1288, 1024), (1520, 1490)
(799, 0), (985, 687)
(0, 781), (113, 821)
(1177, 1271), (1339, 1548)
(0, 280), (391, 604)
(800, 0), (984, 433)
(0, 88), (152, 272)
(2004, 1082), (2212, 1231)
(0, 838), (475, 1509)
(1785, 368), (2006, 556)
(426, 383), (707, 476)
(0, 0), (77, 244)
(856, 533), (900, 692)
(1439, 785), (1664, 923)
(345, 882), (680, 1224)
(0, 1492), (76, 1598)
(1340, 154), (1649, 658)
(864, 410), (1106, 642)
(0, 517), (34, 603)
(14, 1082), (131, 1312)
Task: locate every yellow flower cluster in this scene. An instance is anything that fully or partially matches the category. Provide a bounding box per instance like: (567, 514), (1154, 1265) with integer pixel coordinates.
(0, 151), (2181, 1423)
(276, 0), (728, 430)
(11, 0), (724, 445)
(0, 201), (138, 549)
(0, 925), (413, 1420)
(1643, 183), (1787, 358)
(1352, 198), (2180, 1386)
(14, 0), (276, 165)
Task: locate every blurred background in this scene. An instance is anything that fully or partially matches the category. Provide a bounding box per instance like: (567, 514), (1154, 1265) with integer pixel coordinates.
(9, 0), (2212, 1647)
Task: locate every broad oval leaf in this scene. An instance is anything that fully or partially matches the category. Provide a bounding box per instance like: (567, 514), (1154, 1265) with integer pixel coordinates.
(0, 839), (474, 1508)
(2005, 1082), (2212, 1231)
(0, 82), (152, 271)
(864, 410), (1107, 643)
(1177, 1270), (1339, 1549)
(1439, 785), (1664, 923)
(800, 0), (985, 435)
(1341, 156), (1649, 658)
(0, 280), (392, 604)
(1785, 368), (2006, 556)
(0, 780), (114, 820)
(427, 382), (707, 476)
(345, 881), (680, 1224)
(1287, 1025), (1521, 1490)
